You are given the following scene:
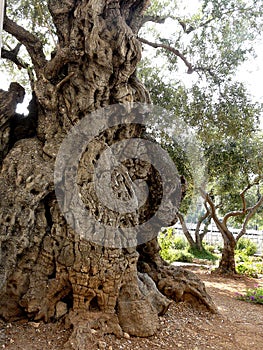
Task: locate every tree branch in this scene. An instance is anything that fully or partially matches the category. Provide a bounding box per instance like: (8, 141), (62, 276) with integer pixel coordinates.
(1, 44), (28, 69)
(200, 188), (233, 241)
(138, 37), (194, 74)
(175, 5), (257, 35)
(141, 15), (167, 26)
(176, 16), (215, 34)
(200, 215), (211, 241)
(222, 180), (260, 226)
(3, 16), (46, 74)
(194, 66), (217, 78)
(194, 207), (210, 238)
(236, 193), (263, 241)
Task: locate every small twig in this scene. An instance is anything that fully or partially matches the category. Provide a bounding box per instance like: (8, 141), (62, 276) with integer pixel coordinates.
(138, 37), (194, 74)
(55, 72), (75, 91)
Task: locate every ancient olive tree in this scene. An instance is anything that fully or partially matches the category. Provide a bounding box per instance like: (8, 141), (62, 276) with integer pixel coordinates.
(0, 1), (216, 348)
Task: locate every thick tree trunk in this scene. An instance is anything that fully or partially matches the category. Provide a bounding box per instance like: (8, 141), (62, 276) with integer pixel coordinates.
(217, 237), (237, 274)
(0, 1), (216, 348)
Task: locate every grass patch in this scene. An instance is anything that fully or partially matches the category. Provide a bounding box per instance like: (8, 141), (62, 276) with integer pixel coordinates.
(187, 247), (218, 262)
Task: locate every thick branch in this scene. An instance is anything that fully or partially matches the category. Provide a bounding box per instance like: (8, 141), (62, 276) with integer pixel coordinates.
(141, 15), (167, 26)
(200, 188), (233, 241)
(1, 44), (28, 69)
(222, 209), (245, 227)
(138, 37), (194, 74)
(3, 16), (46, 74)
(120, 0), (152, 34)
(44, 47), (82, 80)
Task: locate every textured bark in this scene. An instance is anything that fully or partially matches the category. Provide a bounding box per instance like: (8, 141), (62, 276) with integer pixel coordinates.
(138, 239), (217, 312)
(0, 1), (216, 348)
(217, 237), (237, 274)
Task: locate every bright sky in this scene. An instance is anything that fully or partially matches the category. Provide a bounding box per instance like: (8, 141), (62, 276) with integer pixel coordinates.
(238, 41), (263, 102)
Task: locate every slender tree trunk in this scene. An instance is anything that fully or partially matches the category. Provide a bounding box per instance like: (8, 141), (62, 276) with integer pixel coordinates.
(177, 212), (198, 249)
(0, 1), (216, 348)
(195, 228), (204, 251)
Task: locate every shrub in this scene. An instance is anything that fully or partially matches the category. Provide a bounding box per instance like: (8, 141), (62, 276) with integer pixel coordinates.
(203, 242), (216, 253)
(236, 238), (258, 256)
(158, 230), (192, 263)
(236, 255), (263, 277)
(236, 262), (259, 278)
(235, 251), (250, 263)
(158, 230), (188, 253)
(171, 236), (187, 250)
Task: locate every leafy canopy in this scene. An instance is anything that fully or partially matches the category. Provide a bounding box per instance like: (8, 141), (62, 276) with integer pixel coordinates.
(138, 0), (263, 224)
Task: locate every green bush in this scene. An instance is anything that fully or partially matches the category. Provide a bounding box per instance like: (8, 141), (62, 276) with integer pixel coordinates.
(171, 236), (187, 250)
(236, 285), (263, 304)
(235, 251), (250, 263)
(203, 242), (216, 253)
(160, 248), (193, 263)
(158, 229), (192, 263)
(236, 262), (259, 277)
(158, 229), (187, 252)
(171, 250), (193, 263)
(236, 238), (258, 256)
(236, 255), (263, 277)
(158, 229), (219, 263)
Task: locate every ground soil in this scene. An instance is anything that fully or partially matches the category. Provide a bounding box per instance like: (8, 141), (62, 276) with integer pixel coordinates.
(1, 266), (262, 350)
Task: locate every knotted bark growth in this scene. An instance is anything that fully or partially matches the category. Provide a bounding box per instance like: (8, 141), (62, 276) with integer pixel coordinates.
(0, 1), (216, 348)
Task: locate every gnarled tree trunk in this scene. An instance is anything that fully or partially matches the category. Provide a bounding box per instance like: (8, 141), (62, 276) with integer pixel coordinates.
(0, 1), (216, 348)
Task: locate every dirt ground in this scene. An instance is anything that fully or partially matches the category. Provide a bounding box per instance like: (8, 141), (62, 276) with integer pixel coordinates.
(1, 266), (262, 350)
